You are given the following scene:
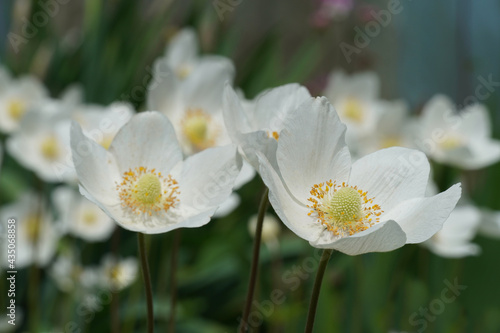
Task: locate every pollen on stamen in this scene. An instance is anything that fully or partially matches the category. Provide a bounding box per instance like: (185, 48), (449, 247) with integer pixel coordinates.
(116, 166), (179, 219)
(306, 180), (384, 238)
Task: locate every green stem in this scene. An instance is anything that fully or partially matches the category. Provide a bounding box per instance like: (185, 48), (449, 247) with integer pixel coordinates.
(304, 249), (333, 333)
(137, 233), (154, 333)
(169, 229), (182, 333)
(239, 187), (269, 333)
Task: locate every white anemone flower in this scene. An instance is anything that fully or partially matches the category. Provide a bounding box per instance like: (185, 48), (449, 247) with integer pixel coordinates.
(257, 97), (461, 255)
(0, 75), (48, 133)
(323, 70), (381, 149)
(53, 186), (115, 242)
(423, 205), (481, 258)
(99, 254), (138, 291)
(70, 111), (242, 234)
(248, 213), (281, 250)
(357, 100), (412, 157)
(7, 107), (74, 182)
(223, 83), (311, 170)
(163, 28), (231, 81)
(73, 102), (135, 150)
(147, 55), (235, 155)
(49, 251), (98, 292)
(416, 95), (500, 170)
(0, 192), (61, 268)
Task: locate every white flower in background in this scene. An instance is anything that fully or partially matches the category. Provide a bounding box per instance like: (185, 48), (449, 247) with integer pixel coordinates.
(71, 111), (242, 234)
(73, 102), (134, 150)
(416, 95), (500, 170)
(53, 186), (115, 242)
(0, 75), (48, 133)
(358, 100), (412, 157)
(223, 83), (312, 170)
(0, 192), (61, 268)
(162, 28), (231, 81)
(0, 66), (11, 92)
(147, 54), (235, 155)
(248, 213), (281, 250)
(478, 209), (500, 239)
(6, 106), (74, 182)
(49, 251), (99, 292)
(323, 70), (381, 151)
(99, 255), (138, 291)
(258, 97), (461, 255)
(423, 205), (481, 258)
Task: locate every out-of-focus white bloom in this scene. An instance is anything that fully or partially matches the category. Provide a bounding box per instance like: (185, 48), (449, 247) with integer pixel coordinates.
(53, 186), (115, 242)
(415, 95), (500, 170)
(358, 100), (412, 157)
(99, 255), (138, 291)
(323, 70), (381, 151)
(223, 83), (311, 170)
(49, 251), (99, 292)
(258, 97), (461, 255)
(0, 75), (48, 133)
(147, 54), (234, 156)
(163, 28), (231, 81)
(478, 209), (500, 239)
(248, 213), (281, 249)
(0, 192), (61, 268)
(73, 102), (134, 150)
(423, 205), (481, 258)
(6, 106), (74, 182)
(71, 111), (242, 234)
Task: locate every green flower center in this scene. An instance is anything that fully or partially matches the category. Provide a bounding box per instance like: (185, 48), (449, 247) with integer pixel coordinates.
(324, 187), (363, 223)
(132, 173), (162, 205)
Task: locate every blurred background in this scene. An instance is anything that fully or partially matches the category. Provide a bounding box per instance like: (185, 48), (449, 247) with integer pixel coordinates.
(1, 0), (500, 332)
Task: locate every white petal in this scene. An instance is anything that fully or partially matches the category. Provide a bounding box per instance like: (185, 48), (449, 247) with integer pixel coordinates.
(222, 84), (253, 139)
(458, 103), (491, 138)
(165, 28), (198, 69)
(311, 220), (407, 255)
(176, 145), (242, 219)
(146, 59), (181, 117)
(461, 139), (500, 170)
(384, 183), (462, 243)
(277, 97), (351, 202)
(258, 152), (319, 242)
(71, 122), (120, 206)
(213, 193), (241, 218)
(420, 94), (455, 133)
(109, 111), (183, 174)
(349, 147), (430, 212)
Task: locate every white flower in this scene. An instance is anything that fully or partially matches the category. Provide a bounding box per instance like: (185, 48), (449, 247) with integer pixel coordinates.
(257, 97), (461, 255)
(415, 95), (500, 170)
(223, 83), (311, 170)
(323, 70), (381, 150)
(357, 100), (412, 156)
(6, 105), (74, 182)
(478, 209), (500, 239)
(147, 54), (235, 155)
(0, 192), (61, 268)
(99, 254), (138, 291)
(49, 251), (98, 292)
(423, 205), (481, 258)
(53, 186), (115, 242)
(73, 102), (135, 150)
(70, 111), (242, 234)
(0, 75), (48, 133)
(162, 28), (230, 81)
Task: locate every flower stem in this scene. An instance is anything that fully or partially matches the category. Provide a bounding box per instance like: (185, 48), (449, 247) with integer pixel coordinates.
(304, 249), (333, 333)
(137, 233), (154, 333)
(169, 229), (182, 333)
(239, 187), (269, 333)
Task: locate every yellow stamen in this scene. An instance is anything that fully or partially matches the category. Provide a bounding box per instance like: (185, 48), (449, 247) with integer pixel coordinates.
(40, 135), (60, 160)
(343, 98), (364, 123)
(8, 99), (26, 121)
(181, 109), (219, 151)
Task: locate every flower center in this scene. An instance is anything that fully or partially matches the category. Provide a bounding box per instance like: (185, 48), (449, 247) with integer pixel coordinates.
(100, 135), (114, 150)
(307, 181), (383, 237)
(8, 99), (26, 121)
(381, 136), (401, 149)
(40, 135), (60, 160)
(342, 98), (364, 123)
(117, 167), (179, 217)
(439, 134), (464, 150)
(24, 215), (41, 242)
(181, 109), (219, 151)
(109, 265), (123, 284)
(82, 211), (98, 225)
(176, 64), (192, 79)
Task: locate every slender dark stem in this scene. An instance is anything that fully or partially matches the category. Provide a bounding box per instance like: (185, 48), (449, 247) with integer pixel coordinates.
(169, 229), (182, 333)
(304, 249), (333, 333)
(137, 233), (154, 333)
(239, 187), (269, 333)
(111, 229), (120, 333)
